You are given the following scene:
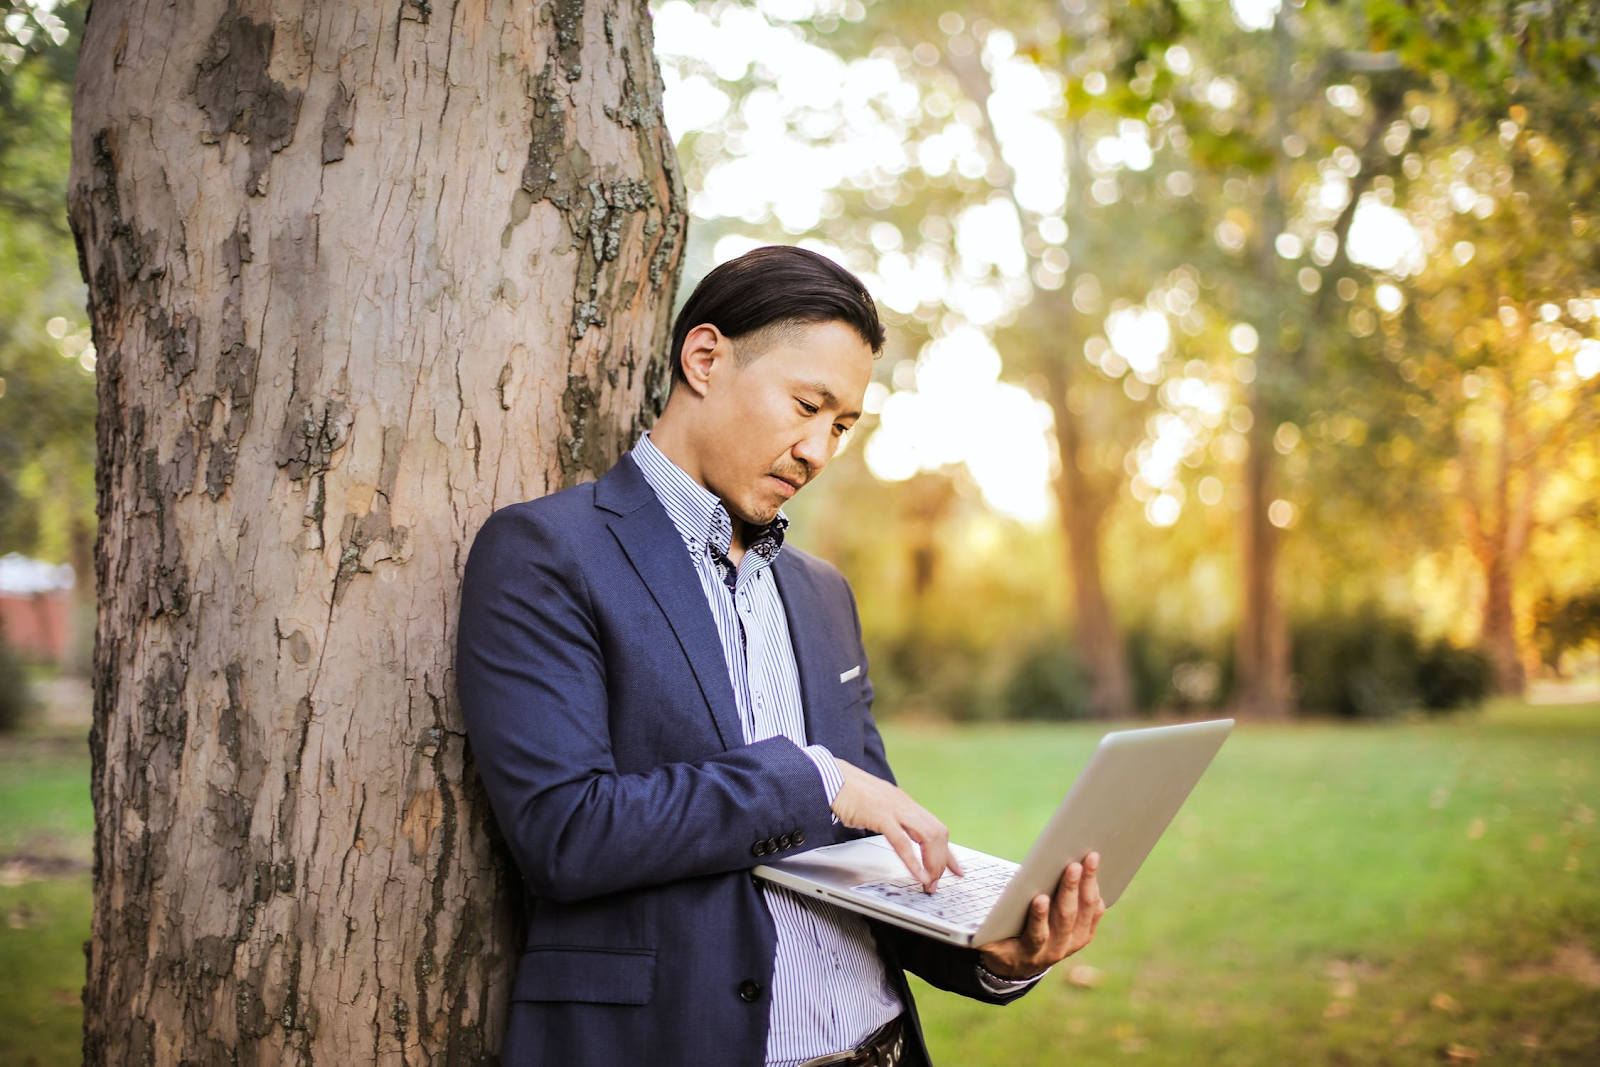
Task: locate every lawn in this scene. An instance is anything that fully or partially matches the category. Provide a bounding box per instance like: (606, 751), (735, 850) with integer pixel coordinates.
(1, 700), (1596, 1064)
(891, 701), (1600, 1065)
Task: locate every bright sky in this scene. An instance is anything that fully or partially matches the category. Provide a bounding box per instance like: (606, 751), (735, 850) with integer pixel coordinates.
(653, 0), (1431, 526)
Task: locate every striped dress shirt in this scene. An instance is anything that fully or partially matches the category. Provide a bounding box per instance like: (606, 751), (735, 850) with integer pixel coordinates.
(629, 432), (1033, 1066)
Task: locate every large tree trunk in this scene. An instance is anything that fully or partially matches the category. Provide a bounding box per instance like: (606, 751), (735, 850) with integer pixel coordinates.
(1462, 390), (1533, 696)
(1043, 356), (1133, 720)
(67, 0), (685, 1060)
(1233, 393), (1291, 720)
(1231, 12), (1293, 721)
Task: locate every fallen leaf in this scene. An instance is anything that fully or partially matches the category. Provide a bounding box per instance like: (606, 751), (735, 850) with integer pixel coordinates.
(1066, 964), (1101, 989)
(1509, 943), (1600, 989)
(1465, 818), (1487, 840)
(1332, 978), (1357, 999)
(1445, 1043), (1480, 1063)
(1430, 991), (1462, 1015)
(1324, 1000), (1351, 1019)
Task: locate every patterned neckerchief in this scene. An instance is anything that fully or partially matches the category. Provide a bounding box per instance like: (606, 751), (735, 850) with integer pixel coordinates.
(630, 430), (791, 593)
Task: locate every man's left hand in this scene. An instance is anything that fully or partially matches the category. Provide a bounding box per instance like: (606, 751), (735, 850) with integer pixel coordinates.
(975, 850), (1106, 981)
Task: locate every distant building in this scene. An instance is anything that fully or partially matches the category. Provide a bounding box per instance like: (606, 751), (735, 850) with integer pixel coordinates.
(0, 553), (76, 663)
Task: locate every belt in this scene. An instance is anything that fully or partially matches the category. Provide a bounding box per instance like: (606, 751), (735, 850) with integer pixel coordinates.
(793, 1014), (907, 1067)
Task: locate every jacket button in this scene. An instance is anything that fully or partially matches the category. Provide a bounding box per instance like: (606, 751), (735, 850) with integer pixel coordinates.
(738, 979), (762, 1002)
(751, 840), (768, 858)
(793, 829), (806, 846)
(777, 833), (792, 849)
(765, 837), (780, 854)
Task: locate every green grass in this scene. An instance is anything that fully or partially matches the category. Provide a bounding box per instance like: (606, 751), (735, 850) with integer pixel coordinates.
(1, 702), (1596, 1064)
(0, 734), (92, 1067)
(888, 700), (1600, 1065)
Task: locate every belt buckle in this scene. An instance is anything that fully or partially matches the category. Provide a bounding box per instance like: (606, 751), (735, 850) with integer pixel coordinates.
(882, 1025), (904, 1067)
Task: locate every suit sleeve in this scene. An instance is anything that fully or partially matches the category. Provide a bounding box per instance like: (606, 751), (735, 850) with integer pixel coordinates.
(839, 574), (1039, 1006)
(455, 504), (838, 904)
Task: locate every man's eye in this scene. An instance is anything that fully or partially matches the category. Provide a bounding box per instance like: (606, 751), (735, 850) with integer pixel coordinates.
(797, 399), (819, 415)
(833, 423), (850, 437)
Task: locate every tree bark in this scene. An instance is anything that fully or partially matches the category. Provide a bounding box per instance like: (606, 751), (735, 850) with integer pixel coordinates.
(1233, 391), (1291, 720)
(1043, 355), (1133, 719)
(1460, 388), (1532, 696)
(1230, 12), (1293, 721)
(67, 0), (685, 1061)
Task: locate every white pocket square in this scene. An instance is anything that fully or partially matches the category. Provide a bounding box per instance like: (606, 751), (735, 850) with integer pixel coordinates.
(839, 665), (861, 683)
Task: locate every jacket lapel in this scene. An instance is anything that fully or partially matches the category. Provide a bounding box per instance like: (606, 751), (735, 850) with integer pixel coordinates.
(771, 553), (845, 756)
(599, 458), (745, 752)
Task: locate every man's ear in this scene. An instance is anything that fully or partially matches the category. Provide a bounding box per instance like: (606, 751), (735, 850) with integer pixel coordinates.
(677, 323), (726, 399)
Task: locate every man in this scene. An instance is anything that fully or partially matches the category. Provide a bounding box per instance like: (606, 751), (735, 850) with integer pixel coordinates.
(456, 245), (1106, 1067)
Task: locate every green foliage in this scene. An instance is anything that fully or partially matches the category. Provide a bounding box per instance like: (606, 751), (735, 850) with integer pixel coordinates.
(1291, 608), (1492, 718)
(1415, 637), (1494, 714)
(0, 621), (38, 732)
(1125, 624), (1231, 715)
(998, 633), (1091, 722)
(1292, 608), (1421, 718)
(1533, 590), (1600, 675)
(0, 0), (92, 568)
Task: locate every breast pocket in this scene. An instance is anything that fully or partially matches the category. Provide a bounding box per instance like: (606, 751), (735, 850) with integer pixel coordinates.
(838, 666), (869, 711)
(511, 947), (657, 1005)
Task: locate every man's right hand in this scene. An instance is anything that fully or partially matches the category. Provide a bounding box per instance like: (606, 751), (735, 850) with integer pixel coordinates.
(831, 758), (964, 892)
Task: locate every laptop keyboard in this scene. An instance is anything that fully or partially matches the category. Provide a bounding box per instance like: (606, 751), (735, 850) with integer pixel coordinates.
(852, 855), (1019, 928)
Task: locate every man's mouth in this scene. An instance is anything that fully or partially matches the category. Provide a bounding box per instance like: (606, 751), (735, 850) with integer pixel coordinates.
(769, 474), (802, 495)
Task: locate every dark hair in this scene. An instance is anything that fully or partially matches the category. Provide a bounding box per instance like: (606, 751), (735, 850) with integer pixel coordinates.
(667, 245), (887, 388)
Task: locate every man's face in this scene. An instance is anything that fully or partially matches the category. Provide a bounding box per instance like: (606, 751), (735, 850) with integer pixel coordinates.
(693, 319), (872, 529)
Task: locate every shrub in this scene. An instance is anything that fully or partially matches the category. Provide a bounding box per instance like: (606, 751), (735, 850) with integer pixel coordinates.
(1000, 635), (1091, 721)
(1291, 609), (1421, 719)
(1416, 639), (1493, 712)
(0, 620), (38, 732)
(1125, 625), (1231, 714)
(1290, 609), (1490, 718)
(871, 630), (993, 721)
(1533, 590), (1600, 675)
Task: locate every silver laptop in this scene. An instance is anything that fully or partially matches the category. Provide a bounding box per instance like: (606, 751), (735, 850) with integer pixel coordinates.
(753, 718), (1234, 947)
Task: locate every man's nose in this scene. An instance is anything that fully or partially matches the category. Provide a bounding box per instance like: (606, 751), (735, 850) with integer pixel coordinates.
(792, 424), (830, 472)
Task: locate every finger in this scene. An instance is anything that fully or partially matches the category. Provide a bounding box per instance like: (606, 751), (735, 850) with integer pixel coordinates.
(1077, 855), (1103, 934)
(883, 827), (928, 887)
(947, 847), (966, 878)
(912, 819), (952, 892)
(1088, 899), (1107, 939)
(1051, 861), (1083, 935)
(1023, 893), (1051, 949)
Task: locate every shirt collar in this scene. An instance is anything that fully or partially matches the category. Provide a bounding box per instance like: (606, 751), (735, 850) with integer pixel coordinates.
(628, 430), (790, 564)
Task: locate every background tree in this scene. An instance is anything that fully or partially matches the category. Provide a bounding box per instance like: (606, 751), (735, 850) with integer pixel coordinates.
(0, 0), (95, 622)
(67, 0), (685, 1059)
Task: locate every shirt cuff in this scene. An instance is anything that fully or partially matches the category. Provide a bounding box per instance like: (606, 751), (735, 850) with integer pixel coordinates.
(802, 744), (842, 825)
(975, 960), (1051, 996)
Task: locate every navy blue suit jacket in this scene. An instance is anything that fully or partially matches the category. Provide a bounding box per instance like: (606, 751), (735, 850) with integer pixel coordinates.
(455, 453), (1031, 1066)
